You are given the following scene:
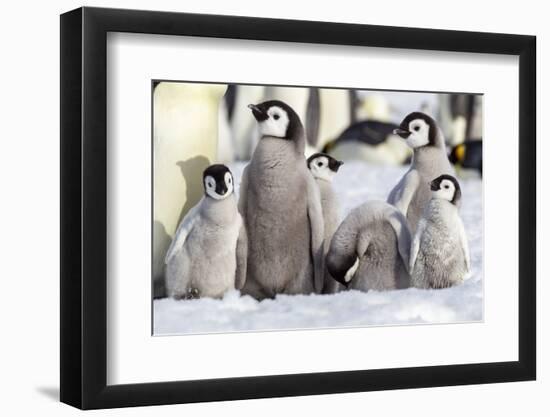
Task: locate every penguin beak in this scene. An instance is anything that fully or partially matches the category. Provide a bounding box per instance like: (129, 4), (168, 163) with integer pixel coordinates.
(215, 183), (228, 196)
(393, 128), (411, 139)
(248, 103), (268, 121)
(430, 180), (439, 191)
(329, 160), (344, 172)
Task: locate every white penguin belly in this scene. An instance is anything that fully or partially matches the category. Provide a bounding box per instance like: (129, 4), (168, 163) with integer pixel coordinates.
(169, 219), (240, 299)
(412, 223), (467, 289)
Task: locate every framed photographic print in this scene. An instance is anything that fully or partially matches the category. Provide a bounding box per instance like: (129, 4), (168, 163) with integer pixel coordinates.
(60, 6), (536, 409)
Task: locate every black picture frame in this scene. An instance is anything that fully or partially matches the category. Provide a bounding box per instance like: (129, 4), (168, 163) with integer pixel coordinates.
(60, 6), (536, 410)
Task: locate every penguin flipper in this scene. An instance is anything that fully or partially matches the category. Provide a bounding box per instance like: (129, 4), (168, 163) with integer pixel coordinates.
(238, 165), (250, 218)
(235, 218), (248, 290)
(386, 207), (412, 268)
(388, 170), (419, 217)
(306, 171), (325, 293)
(458, 219), (471, 272)
(164, 200), (202, 264)
(409, 218), (426, 273)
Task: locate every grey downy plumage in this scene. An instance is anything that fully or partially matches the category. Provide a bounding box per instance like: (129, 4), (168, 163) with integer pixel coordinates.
(326, 201), (411, 292)
(307, 152), (345, 294)
(164, 164), (247, 299)
(239, 100), (325, 300)
(388, 112), (454, 233)
(410, 174), (470, 289)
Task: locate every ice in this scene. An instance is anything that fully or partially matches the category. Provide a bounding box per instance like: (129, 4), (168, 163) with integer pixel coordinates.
(154, 161), (483, 335)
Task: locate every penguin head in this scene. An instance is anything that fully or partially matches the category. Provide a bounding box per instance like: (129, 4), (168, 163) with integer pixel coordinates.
(307, 153), (344, 182)
(393, 112), (440, 149)
(202, 164), (234, 200)
(248, 100), (304, 141)
(430, 174), (461, 205)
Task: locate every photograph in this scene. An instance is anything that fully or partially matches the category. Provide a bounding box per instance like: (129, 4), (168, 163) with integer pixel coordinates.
(151, 81), (483, 335)
(51, 2), (540, 412)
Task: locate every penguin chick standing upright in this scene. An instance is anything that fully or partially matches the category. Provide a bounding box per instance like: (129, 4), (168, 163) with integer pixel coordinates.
(326, 201), (411, 291)
(307, 153), (344, 293)
(410, 175), (470, 289)
(164, 164), (247, 299)
(239, 100), (325, 299)
(387, 112), (454, 233)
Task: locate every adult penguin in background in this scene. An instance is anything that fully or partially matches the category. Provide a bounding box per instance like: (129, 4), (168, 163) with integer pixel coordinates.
(410, 175), (470, 289)
(355, 94), (393, 122)
(311, 89), (353, 155)
(165, 165), (247, 299)
(239, 100), (325, 299)
(326, 201), (411, 291)
(153, 82), (227, 298)
(387, 112), (454, 233)
(323, 119), (412, 165)
(449, 140), (482, 177)
(216, 99), (235, 163)
(438, 94), (483, 147)
(307, 153), (344, 293)
(226, 84), (267, 160)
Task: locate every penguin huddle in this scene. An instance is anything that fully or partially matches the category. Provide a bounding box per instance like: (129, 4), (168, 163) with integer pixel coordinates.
(165, 101), (471, 300)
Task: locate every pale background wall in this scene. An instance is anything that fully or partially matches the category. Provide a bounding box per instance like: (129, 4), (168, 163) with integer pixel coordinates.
(0, 0), (544, 415)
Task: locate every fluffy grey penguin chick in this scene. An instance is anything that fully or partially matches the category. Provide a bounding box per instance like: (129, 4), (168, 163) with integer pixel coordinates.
(326, 201), (411, 292)
(239, 100), (325, 299)
(307, 153), (345, 294)
(410, 174), (470, 289)
(164, 164), (247, 299)
(388, 112), (454, 233)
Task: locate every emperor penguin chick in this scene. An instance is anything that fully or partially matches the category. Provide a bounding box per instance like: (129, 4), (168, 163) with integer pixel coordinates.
(307, 153), (344, 293)
(164, 164), (247, 299)
(410, 175), (470, 289)
(388, 112), (454, 233)
(239, 100), (325, 299)
(326, 201), (412, 292)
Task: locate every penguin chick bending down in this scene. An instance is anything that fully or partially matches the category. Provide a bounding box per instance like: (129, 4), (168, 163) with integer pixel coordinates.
(239, 100), (325, 300)
(164, 164), (247, 299)
(307, 153), (344, 293)
(388, 112), (454, 233)
(410, 175), (470, 289)
(326, 201), (411, 292)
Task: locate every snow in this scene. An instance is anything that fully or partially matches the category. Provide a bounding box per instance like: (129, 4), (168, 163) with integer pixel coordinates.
(154, 161), (483, 335)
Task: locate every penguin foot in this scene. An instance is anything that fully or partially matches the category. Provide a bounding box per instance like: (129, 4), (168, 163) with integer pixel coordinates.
(172, 287), (200, 300)
(185, 287), (200, 300)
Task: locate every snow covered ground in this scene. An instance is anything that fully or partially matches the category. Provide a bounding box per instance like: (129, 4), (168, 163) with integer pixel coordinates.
(154, 161), (483, 335)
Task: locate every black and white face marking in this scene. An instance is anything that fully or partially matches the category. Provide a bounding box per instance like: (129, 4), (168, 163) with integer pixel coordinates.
(247, 100), (303, 140)
(307, 153), (344, 182)
(430, 174), (461, 205)
(203, 164), (234, 200)
(393, 112), (437, 149)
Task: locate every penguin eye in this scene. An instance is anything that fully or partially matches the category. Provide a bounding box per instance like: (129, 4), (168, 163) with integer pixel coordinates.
(228, 177), (232, 184)
(273, 114), (280, 120)
(317, 162), (323, 167)
(209, 181), (214, 188)
(413, 125), (420, 132)
(444, 185), (450, 189)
